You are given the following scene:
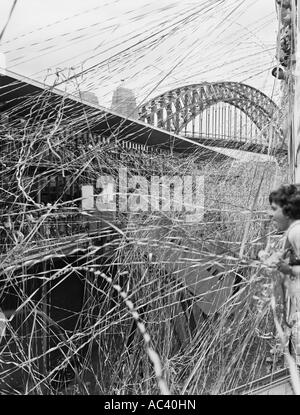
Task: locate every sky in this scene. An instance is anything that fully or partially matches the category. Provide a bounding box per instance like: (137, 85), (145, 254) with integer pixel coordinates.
(0, 0), (280, 108)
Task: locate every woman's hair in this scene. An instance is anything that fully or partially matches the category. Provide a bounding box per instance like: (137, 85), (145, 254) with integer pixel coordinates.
(269, 184), (300, 219)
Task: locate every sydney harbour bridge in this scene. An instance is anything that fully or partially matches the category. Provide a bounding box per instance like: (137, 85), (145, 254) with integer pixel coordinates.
(135, 81), (284, 155)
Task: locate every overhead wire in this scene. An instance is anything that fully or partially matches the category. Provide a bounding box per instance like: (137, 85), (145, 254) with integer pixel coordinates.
(0, 0), (18, 42)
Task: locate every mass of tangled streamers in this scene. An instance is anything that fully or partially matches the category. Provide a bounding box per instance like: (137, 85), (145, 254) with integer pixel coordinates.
(0, 0), (297, 395)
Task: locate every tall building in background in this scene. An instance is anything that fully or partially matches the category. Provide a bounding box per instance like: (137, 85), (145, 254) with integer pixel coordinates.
(0, 51), (6, 73)
(78, 91), (99, 106)
(111, 81), (138, 119)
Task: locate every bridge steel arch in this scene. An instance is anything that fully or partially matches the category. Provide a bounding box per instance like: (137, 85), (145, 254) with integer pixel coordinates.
(138, 82), (284, 151)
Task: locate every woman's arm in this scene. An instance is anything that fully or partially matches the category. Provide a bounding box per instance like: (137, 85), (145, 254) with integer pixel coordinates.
(288, 225), (300, 258)
(277, 223), (300, 275)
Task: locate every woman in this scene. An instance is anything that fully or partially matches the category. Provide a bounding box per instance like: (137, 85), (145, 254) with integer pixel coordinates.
(268, 184), (300, 365)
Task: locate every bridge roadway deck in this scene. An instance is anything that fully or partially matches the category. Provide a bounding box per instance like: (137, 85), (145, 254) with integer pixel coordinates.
(182, 134), (287, 155)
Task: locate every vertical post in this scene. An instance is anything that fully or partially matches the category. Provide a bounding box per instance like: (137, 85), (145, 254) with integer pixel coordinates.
(207, 107), (210, 137)
(199, 112), (203, 138)
(220, 105), (222, 138)
(223, 105), (227, 138)
(240, 111), (243, 141)
(234, 106), (237, 139)
(228, 105), (231, 139)
(192, 113), (195, 138)
(218, 104), (221, 139)
(216, 107), (218, 138)
(293, 0), (300, 183)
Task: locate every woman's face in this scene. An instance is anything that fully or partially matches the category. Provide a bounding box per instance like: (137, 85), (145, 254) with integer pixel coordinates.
(269, 202), (290, 231)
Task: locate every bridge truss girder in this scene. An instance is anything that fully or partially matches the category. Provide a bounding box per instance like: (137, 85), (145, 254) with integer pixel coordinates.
(138, 82), (284, 150)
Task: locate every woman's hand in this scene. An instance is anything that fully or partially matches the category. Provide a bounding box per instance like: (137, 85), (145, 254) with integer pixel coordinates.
(276, 259), (292, 275)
